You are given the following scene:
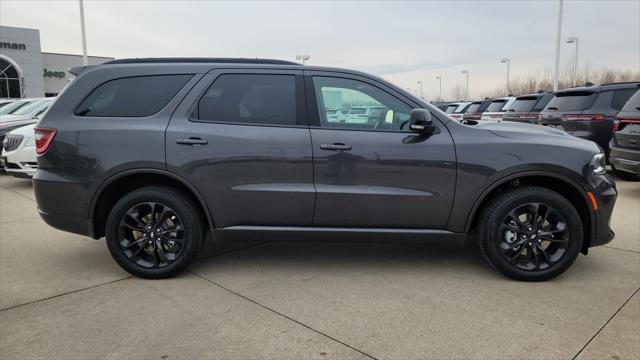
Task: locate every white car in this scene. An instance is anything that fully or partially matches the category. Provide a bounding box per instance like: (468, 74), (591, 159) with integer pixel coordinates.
(1, 123), (38, 178)
(480, 96), (516, 121)
(444, 102), (471, 122)
(0, 98), (51, 122)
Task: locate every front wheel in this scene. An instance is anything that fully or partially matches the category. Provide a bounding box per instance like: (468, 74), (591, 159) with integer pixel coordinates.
(477, 186), (583, 281)
(105, 186), (204, 279)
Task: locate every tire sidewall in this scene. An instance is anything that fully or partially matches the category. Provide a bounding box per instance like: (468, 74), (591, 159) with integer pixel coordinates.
(481, 187), (583, 281)
(105, 187), (203, 279)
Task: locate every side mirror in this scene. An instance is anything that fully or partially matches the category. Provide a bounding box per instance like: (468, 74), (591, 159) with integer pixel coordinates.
(409, 109), (435, 135)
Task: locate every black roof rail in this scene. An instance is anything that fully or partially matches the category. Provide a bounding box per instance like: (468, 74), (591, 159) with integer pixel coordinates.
(103, 58), (300, 65)
(600, 81), (640, 86)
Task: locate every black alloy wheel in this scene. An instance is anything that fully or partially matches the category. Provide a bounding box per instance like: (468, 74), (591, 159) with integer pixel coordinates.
(105, 186), (204, 279)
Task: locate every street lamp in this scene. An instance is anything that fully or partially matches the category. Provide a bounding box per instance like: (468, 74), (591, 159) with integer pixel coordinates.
(553, 0), (565, 91)
(295, 54), (310, 65)
(566, 36), (579, 86)
(500, 58), (510, 95)
(461, 70), (469, 101)
(416, 80), (424, 99)
(435, 76), (442, 101)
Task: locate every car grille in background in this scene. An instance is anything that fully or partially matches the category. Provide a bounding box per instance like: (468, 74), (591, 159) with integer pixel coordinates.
(3, 135), (24, 152)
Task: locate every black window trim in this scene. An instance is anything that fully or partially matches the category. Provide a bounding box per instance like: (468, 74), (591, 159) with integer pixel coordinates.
(188, 71), (308, 129)
(304, 72), (429, 134)
(73, 74), (195, 118)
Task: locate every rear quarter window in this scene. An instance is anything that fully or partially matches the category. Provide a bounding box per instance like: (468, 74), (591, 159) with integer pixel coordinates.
(75, 74), (193, 117)
(533, 94), (554, 111)
(612, 89), (639, 111)
(545, 91), (596, 111)
(620, 89), (640, 112)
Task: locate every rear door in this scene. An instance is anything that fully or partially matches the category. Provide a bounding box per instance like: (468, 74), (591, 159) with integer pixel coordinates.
(306, 72), (456, 229)
(166, 69), (315, 228)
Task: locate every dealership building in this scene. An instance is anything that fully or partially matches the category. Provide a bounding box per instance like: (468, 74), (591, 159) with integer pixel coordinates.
(0, 25), (113, 99)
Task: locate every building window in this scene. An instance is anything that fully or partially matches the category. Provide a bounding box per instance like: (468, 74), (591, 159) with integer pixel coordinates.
(0, 58), (22, 99)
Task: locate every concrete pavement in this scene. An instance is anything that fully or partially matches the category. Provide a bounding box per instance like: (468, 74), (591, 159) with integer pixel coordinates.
(1, 173), (638, 359)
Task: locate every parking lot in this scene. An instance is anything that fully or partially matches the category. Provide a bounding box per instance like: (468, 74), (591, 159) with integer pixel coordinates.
(0, 172), (638, 360)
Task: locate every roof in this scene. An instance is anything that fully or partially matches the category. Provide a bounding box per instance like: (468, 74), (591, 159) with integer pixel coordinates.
(556, 81), (640, 94)
(104, 58), (300, 65)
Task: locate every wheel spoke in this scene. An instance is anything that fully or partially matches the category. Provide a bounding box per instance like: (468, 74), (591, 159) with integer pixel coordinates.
(540, 236), (569, 244)
(125, 211), (146, 228)
(121, 221), (144, 233)
(155, 240), (168, 262)
(536, 242), (552, 265)
(537, 205), (551, 226)
(124, 236), (147, 250)
(531, 245), (540, 269)
(130, 244), (145, 259)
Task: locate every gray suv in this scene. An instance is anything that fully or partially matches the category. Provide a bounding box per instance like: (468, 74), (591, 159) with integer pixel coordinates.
(34, 58), (617, 281)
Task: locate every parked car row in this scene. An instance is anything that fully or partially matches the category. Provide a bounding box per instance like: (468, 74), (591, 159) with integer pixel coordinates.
(437, 82), (640, 178)
(0, 97), (53, 178)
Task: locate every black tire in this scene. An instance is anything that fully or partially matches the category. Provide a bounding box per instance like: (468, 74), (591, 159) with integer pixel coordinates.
(105, 186), (204, 279)
(477, 186), (583, 281)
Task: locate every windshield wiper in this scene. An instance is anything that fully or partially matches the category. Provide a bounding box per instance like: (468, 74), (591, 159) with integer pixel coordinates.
(547, 107), (558, 110)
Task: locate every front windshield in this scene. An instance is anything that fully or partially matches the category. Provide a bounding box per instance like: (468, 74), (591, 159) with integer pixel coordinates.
(11, 100), (48, 116)
(0, 100), (30, 116)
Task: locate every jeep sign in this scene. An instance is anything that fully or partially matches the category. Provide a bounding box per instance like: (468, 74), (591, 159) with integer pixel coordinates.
(43, 69), (65, 79)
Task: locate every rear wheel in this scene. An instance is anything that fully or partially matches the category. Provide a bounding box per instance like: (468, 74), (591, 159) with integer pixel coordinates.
(477, 186), (583, 281)
(105, 186), (204, 278)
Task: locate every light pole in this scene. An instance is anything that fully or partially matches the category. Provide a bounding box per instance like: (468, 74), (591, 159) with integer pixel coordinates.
(553, 0), (564, 91)
(500, 58), (510, 95)
(566, 37), (579, 86)
(416, 80), (424, 99)
(435, 76), (442, 101)
(461, 70), (469, 100)
(79, 0), (88, 66)
(295, 55), (310, 65)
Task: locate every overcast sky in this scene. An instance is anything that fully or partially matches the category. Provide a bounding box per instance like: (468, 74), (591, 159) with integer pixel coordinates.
(1, 0), (638, 99)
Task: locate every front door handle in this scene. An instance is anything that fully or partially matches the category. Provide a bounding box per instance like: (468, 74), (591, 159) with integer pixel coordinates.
(176, 137), (208, 146)
(320, 143), (352, 151)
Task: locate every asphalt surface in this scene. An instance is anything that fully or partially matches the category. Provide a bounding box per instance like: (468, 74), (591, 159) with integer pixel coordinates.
(0, 172), (638, 359)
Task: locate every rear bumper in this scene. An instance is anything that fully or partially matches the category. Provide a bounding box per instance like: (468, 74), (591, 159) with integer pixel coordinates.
(33, 171), (94, 237)
(38, 208), (92, 237)
(609, 145), (640, 175)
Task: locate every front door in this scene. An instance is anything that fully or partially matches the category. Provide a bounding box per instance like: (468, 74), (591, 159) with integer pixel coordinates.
(307, 74), (456, 228)
(166, 69), (315, 228)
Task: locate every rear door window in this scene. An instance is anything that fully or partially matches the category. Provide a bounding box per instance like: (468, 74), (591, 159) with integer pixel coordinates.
(76, 75), (192, 117)
(196, 74), (298, 126)
(544, 91), (596, 111)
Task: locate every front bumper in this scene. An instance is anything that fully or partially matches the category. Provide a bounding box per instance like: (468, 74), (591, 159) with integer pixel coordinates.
(609, 145), (640, 175)
(588, 173), (617, 248)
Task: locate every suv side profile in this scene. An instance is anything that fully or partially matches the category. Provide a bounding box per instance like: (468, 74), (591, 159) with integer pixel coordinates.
(540, 82), (640, 158)
(34, 58), (616, 281)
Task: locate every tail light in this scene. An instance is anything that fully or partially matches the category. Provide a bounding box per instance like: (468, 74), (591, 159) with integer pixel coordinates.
(34, 128), (56, 155)
(561, 114), (605, 121)
(615, 116), (640, 132)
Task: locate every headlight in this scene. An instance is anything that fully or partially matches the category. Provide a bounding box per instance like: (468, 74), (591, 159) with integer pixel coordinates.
(590, 153), (606, 175)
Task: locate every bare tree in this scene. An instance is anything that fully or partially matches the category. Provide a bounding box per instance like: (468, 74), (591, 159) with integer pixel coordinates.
(449, 83), (466, 101)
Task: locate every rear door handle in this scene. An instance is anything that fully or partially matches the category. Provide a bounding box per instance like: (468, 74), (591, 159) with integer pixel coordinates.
(320, 143), (352, 151)
(176, 137), (208, 146)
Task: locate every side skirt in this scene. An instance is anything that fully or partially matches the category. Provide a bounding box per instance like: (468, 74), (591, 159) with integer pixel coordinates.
(214, 226), (468, 246)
